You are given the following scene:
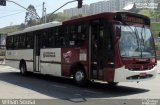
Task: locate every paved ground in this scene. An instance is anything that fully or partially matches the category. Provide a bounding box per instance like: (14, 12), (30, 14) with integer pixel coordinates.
(0, 64), (160, 105)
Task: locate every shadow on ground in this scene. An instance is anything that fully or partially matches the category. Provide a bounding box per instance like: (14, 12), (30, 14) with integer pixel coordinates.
(0, 69), (149, 102)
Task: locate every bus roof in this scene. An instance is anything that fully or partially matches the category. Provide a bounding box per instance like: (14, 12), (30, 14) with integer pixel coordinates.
(8, 21), (62, 36)
(63, 12), (150, 25)
(8, 12), (150, 36)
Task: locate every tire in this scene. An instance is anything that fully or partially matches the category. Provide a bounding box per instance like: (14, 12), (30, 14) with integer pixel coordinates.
(108, 82), (118, 86)
(20, 63), (27, 76)
(73, 69), (86, 86)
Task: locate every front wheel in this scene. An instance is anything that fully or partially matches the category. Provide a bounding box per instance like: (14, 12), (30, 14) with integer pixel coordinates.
(73, 69), (86, 86)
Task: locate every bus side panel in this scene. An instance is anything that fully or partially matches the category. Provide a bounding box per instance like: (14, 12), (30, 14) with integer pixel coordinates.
(5, 59), (19, 69)
(5, 50), (19, 69)
(5, 49), (33, 71)
(103, 68), (115, 82)
(40, 48), (61, 76)
(61, 48), (80, 77)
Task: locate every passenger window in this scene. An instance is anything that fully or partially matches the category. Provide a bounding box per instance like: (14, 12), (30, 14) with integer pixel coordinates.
(18, 34), (26, 49)
(69, 23), (87, 47)
(26, 33), (34, 49)
(6, 36), (13, 49)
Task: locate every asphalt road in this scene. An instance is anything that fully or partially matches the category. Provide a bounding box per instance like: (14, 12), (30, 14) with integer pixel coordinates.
(0, 65), (160, 105)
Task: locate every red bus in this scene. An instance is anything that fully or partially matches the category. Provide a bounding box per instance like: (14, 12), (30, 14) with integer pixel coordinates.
(6, 12), (157, 86)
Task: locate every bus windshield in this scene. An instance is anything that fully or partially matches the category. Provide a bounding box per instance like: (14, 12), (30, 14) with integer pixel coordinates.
(116, 25), (155, 58)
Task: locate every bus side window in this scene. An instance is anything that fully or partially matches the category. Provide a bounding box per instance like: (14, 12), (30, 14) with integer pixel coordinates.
(69, 25), (75, 46)
(18, 34), (26, 49)
(77, 24), (87, 45)
(69, 24), (87, 47)
(6, 36), (13, 49)
(55, 27), (61, 47)
(48, 28), (55, 48)
(53, 26), (68, 47)
(59, 26), (67, 47)
(26, 33), (34, 49)
(40, 30), (49, 48)
(13, 35), (19, 49)
(39, 31), (43, 48)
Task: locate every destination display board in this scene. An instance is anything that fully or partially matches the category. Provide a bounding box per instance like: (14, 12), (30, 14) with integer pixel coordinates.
(115, 12), (150, 25)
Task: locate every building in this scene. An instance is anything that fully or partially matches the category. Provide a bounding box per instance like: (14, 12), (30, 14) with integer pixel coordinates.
(89, 0), (120, 15)
(120, 0), (155, 10)
(154, 37), (160, 43)
(63, 0), (155, 17)
(64, 5), (89, 17)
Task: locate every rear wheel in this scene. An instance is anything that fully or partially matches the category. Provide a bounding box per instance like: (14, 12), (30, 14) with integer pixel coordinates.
(73, 69), (86, 86)
(20, 63), (27, 76)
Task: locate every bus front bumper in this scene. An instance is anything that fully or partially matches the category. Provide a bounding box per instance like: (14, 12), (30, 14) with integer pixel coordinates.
(114, 66), (157, 82)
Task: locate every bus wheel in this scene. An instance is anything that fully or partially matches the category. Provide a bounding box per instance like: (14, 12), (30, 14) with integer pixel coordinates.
(73, 69), (86, 86)
(20, 63), (27, 76)
(108, 82), (118, 86)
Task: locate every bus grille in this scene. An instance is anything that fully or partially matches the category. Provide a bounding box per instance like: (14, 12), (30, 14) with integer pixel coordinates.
(126, 74), (153, 80)
(126, 65), (154, 71)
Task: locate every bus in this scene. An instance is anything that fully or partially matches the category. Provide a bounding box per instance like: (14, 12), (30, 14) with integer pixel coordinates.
(6, 12), (157, 86)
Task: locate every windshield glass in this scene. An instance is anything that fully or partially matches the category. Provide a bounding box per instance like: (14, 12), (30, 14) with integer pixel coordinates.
(116, 25), (155, 58)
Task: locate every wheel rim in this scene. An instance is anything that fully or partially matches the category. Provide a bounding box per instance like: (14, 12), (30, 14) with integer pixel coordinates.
(75, 71), (84, 82)
(21, 65), (25, 74)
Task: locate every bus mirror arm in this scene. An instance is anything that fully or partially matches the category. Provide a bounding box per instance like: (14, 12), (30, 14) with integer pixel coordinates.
(115, 36), (119, 44)
(116, 27), (121, 39)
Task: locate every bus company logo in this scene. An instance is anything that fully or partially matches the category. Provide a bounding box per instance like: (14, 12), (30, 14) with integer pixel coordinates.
(63, 51), (72, 63)
(142, 99), (159, 105)
(7, 52), (11, 55)
(43, 52), (56, 58)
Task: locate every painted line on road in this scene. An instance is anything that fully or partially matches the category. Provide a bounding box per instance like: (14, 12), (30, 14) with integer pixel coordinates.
(83, 89), (100, 94)
(51, 84), (67, 89)
(73, 94), (81, 96)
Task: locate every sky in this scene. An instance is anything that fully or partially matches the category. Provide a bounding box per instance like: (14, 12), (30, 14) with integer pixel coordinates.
(0, 0), (103, 28)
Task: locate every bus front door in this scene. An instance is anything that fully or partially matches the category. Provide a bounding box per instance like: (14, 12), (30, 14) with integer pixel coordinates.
(90, 20), (104, 80)
(33, 34), (40, 72)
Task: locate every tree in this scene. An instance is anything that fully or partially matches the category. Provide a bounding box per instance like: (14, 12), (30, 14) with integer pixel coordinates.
(154, 0), (160, 22)
(157, 3), (160, 11)
(155, 0), (160, 3)
(19, 23), (26, 30)
(46, 12), (70, 22)
(70, 14), (83, 19)
(25, 5), (38, 26)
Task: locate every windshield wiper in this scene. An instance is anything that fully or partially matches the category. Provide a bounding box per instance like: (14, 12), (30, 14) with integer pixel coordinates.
(133, 26), (143, 57)
(123, 22), (140, 51)
(140, 25), (145, 47)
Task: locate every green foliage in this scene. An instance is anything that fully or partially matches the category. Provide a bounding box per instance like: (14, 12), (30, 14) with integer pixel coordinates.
(155, 42), (160, 50)
(70, 14), (83, 19)
(0, 12), (70, 34)
(137, 9), (160, 38)
(0, 49), (5, 57)
(25, 5), (38, 27)
(1, 8), (160, 37)
(138, 9), (151, 17)
(138, 8), (160, 22)
(46, 12), (70, 22)
(151, 22), (160, 37)
(0, 25), (20, 34)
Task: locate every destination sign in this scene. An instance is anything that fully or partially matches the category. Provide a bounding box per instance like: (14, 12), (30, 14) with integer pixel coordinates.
(115, 13), (150, 25)
(123, 16), (145, 24)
